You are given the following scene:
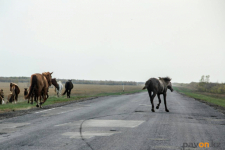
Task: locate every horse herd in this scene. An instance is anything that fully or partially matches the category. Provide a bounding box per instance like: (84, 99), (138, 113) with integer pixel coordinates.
(0, 72), (173, 112)
(0, 72), (74, 108)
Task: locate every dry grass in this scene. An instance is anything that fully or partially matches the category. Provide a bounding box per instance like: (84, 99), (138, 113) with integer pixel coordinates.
(0, 82), (143, 102)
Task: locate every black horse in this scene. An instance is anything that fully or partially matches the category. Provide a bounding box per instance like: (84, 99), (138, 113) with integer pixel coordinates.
(62, 80), (73, 98)
(142, 77), (173, 112)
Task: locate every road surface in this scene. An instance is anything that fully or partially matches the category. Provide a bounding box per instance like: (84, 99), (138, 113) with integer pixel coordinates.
(0, 91), (225, 150)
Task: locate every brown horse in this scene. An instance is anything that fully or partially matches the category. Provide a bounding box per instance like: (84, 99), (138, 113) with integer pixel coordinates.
(10, 83), (20, 104)
(26, 72), (53, 108)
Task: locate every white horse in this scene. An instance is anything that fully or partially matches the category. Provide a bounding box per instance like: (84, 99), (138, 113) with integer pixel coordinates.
(56, 81), (63, 97)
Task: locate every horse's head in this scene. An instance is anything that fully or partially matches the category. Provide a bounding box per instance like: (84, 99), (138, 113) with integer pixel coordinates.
(159, 77), (173, 92)
(167, 81), (173, 92)
(51, 78), (59, 90)
(42, 72), (53, 86)
(11, 85), (16, 95)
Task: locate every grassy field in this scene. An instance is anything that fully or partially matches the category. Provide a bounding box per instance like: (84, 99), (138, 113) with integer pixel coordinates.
(0, 82), (144, 112)
(174, 86), (225, 108)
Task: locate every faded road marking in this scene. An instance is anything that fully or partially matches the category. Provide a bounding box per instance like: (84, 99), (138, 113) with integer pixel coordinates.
(56, 120), (144, 128)
(62, 131), (120, 139)
(55, 121), (83, 127)
(54, 108), (81, 115)
(83, 120), (144, 128)
(35, 108), (56, 114)
(35, 107), (82, 117)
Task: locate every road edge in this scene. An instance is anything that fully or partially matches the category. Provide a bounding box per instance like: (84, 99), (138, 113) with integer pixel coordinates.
(175, 90), (225, 115)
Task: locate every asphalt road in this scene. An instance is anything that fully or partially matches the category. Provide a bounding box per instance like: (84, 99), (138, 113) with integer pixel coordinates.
(0, 91), (225, 150)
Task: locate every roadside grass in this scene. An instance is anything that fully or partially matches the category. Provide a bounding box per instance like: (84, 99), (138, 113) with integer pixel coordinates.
(174, 86), (225, 108)
(0, 89), (145, 112)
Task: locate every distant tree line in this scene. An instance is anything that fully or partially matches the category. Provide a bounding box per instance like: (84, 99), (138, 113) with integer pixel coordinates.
(174, 75), (225, 94)
(197, 75), (225, 94)
(0, 77), (144, 86)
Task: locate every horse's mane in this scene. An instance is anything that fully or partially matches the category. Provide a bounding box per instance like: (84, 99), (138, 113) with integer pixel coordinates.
(42, 72), (53, 86)
(159, 77), (172, 82)
(42, 72), (52, 78)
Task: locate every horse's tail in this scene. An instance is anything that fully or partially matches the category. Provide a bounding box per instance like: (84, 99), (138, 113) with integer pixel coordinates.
(142, 80), (151, 90)
(142, 85), (146, 90)
(26, 75), (37, 99)
(62, 89), (66, 95)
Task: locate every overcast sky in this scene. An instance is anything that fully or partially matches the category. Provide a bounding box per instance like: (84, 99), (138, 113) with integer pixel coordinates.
(0, 0), (224, 83)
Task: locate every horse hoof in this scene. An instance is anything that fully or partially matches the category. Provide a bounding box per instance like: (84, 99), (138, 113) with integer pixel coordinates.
(166, 109), (169, 112)
(36, 105), (39, 107)
(151, 109), (155, 112)
(156, 106), (159, 109)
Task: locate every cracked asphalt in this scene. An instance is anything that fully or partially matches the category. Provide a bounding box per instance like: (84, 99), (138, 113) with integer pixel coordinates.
(0, 91), (225, 150)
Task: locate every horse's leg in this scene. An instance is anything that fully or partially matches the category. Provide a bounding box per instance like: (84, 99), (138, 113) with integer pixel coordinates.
(67, 90), (69, 98)
(15, 94), (18, 104)
(36, 91), (40, 107)
(68, 89), (71, 98)
(40, 90), (48, 108)
(59, 90), (61, 97)
(163, 93), (169, 112)
(156, 94), (161, 109)
(147, 89), (156, 112)
(36, 95), (39, 107)
(151, 92), (156, 112)
(39, 95), (43, 108)
(31, 96), (33, 104)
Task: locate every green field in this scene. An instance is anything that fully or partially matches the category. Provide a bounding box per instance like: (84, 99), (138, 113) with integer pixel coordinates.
(0, 90), (145, 112)
(174, 86), (225, 108)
